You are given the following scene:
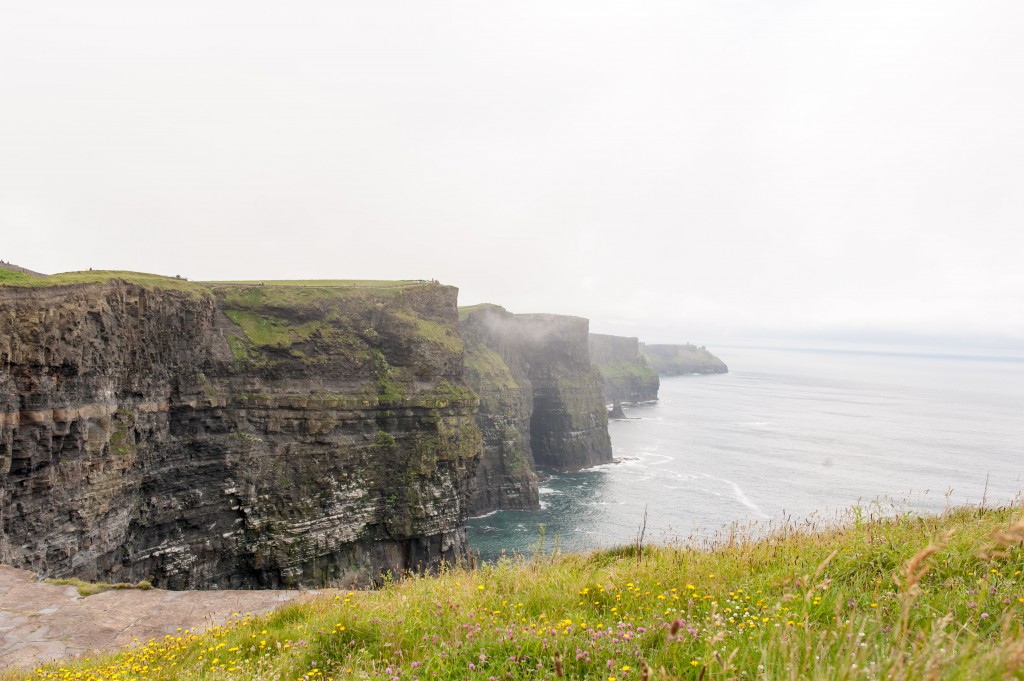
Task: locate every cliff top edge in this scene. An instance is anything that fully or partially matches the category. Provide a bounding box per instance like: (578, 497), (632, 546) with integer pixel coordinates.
(0, 269), (451, 294)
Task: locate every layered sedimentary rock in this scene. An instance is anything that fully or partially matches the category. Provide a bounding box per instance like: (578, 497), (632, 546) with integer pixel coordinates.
(587, 334), (659, 403)
(0, 276), (481, 589)
(640, 343), (728, 375)
(459, 306), (539, 515)
(461, 305), (611, 515)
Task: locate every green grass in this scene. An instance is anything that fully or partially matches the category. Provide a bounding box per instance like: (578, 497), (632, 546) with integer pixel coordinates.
(0, 270), (210, 296)
(206, 280), (423, 288)
(0, 269), (41, 285)
(223, 310), (324, 349)
(15, 505), (1024, 680)
(214, 283), (419, 317)
(391, 310), (463, 353)
(42, 577), (152, 597)
(597, 361), (659, 381)
(0, 272), (434, 295)
(459, 303), (505, 320)
(465, 343), (520, 392)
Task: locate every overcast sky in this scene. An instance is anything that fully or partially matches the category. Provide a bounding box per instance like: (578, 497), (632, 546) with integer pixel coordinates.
(2, 1), (1022, 350)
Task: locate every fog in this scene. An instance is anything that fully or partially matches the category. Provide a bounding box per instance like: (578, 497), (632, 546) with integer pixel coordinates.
(2, 1), (1022, 351)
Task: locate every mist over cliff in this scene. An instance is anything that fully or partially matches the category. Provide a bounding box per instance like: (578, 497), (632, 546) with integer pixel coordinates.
(0, 269), (732, 589)
(461, 305), (613, 516)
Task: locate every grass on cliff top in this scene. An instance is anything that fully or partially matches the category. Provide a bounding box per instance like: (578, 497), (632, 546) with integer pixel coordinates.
(15, 504), (1024, 681)
(214, 283), (431, 315)
(0, 270), (211, 296)
(0, 269), (42, 285)
(206, 280), (424, 288)
(0, 271), (435, 294)
(597, 361), (659, 381)
(458, 303), (507, 321)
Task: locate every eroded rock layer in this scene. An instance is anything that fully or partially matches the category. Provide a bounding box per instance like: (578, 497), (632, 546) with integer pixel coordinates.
(587, 334), (659, 403)
(460, 306), (539, 515)
(0, 279), (481, 589)
(461, 306), (611, 515)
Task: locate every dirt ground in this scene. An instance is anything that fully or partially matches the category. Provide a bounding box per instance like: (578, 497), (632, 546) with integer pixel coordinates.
(0, 565), (312, 672)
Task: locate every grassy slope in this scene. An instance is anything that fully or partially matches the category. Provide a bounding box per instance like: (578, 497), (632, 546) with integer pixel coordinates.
(14, 506), (1024, 681)
(207, 280), (420, 288)
(0, 271), (426, 294)
(597, 361), (659, 381)
(0, 270), (208, 295)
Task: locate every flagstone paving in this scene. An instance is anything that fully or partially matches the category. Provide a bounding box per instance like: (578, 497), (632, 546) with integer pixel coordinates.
(0, 566), (313, 671)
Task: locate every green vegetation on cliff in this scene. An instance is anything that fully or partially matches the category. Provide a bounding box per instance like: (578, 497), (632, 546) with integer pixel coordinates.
(0, 270), (209, 296)
(222, 309), (323, 349)
(588, 334), (660, 403)
(464, 343), (520, 394)
(597, 360), (659, 381)
(218, 282), (462, 360)
(1, 273), (478, 592)
(0, 270), (432, 298)
(0, 269), (40, 286)
(17, 505), (1024, 680)
(641, 343), (728, 375)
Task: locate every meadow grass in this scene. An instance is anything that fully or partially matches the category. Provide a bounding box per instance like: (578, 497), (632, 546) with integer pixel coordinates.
(42, 577), (152, 597)
(0, 270), (208, 295)
(205, 280), (423, 288)
(11, 505), (1024, 680)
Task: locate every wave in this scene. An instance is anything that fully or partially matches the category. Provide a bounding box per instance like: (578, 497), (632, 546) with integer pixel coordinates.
(698, 473), (771, 519)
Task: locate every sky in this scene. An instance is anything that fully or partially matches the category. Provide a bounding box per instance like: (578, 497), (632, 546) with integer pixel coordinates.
(2, 1), (1022, 351)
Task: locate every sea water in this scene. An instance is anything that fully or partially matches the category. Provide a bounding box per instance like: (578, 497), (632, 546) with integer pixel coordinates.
(466, 345), (1024, 561)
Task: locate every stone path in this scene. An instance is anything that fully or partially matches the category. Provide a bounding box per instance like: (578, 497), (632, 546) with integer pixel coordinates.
(0, 566), (311, 672)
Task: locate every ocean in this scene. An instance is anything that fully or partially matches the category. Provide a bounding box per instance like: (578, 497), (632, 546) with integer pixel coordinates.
(466, 345), (1024, 561)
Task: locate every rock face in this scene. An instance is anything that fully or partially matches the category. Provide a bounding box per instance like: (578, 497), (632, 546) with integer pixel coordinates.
(640, 343), (728, 375)
(459, 306), (539, 516)
(0, 278), (481, 589)
(587, 334), (659, 403)
(517, 314), (612, 472)
(461, 305), (612, 515)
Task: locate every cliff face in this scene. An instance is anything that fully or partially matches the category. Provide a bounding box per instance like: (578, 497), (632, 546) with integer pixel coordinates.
(461, 305), (611, 509)
(640, 343), (728, 375)
(587, 334), (659, 403)
(459, 306), (539, 516)
(0, 278), (481, 589)
(521, 314), (612, 471)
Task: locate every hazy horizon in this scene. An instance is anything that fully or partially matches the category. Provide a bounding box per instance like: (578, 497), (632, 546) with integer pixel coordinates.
(2, 1), (1022, 352)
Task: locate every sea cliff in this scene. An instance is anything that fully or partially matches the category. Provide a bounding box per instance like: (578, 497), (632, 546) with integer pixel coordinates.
(0, 274), (481, 589)
(587, 333), (659, 403)
(461, 305), (613, 515)
(640, 342), (728, 375)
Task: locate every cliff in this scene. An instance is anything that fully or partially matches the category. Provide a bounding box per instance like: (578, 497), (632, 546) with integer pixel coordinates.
(458, 305), (539, 515)
(640, 343), (728, 375)
(587, 334), (659, 403)
(0, 273), (481, 589)
(460, 306), (611, 515)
